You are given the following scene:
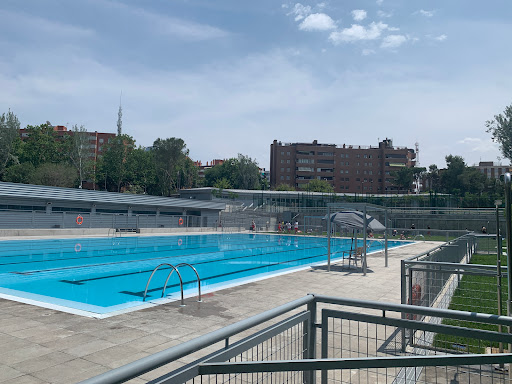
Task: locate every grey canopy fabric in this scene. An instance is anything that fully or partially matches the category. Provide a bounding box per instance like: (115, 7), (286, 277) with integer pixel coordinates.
(325, 210), (385, 231)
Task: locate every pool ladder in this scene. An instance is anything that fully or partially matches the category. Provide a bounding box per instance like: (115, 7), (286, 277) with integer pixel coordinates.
(143, 263), (201, 306)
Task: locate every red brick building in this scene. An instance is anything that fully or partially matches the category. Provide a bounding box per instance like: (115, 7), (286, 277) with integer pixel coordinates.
(20, 125), (116, 162)
(270, 139), (416, 193)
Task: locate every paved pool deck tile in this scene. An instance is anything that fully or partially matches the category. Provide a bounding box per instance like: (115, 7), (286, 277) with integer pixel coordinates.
(0, 234), (440, 383)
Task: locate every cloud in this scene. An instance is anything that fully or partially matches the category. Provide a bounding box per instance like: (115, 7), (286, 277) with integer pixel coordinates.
(362, 49), (375, 56)
(380, 34), (408, 49)
(317, 2), (327, 9)
(418, 9), (435, 17)
(0, 9), (95, 39)
(377, 10), (393, 18)
(351, 10), (367, 22)
(288, 3), (312, 21)
(299, 13), (336, 31)
(376, 0), (384, 5)
(329, 22), (388, 44)
(435, 34), (448, 41)
(457, 137), (499, 154)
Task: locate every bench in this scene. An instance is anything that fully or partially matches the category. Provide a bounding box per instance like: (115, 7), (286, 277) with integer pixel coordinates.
(116, 228), (140, 233)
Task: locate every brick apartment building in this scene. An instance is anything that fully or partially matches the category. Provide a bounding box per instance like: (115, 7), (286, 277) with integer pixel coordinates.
(20, 125), (116, 163)
(474, 161), (512, 180)
(270, 139), (416, 194)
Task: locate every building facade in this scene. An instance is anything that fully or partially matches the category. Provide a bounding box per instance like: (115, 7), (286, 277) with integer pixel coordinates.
(270, 139), (416, 193)
(474, 161), (511, 180)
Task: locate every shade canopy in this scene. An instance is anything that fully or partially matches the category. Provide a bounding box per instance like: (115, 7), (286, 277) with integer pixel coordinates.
(325, 210), (385, 231)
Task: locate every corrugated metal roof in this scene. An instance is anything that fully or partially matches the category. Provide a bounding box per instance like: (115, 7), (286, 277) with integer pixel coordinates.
(0, 182), (226, 210)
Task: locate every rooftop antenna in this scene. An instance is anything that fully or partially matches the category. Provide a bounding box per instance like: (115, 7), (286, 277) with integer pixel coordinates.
(117, 91), (123, 136)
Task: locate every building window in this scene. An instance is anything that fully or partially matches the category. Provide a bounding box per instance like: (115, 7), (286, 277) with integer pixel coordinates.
(281, 160), (284, 163)
(356, 154), (360, 158)
(287, 168), (290, 172)
(287, 160), (290, 164)
(364, 154), (368, 158)
(369, 171), (373, 175)
(280, 176), (284, 180)
(364, 162), (368, 166)
(281, 168), (284, 172)
(317, 152), (334, 156)
(297, 167), (314, 172)
(287, 151), (290, 156)
(281, 151), (284, 155)
(346, 177), (350, 181)
(356, 178), (360, 181)
(369, 162), (372, 166)
(99, 138), (104, 143)
(286, 176), (290, 180)
(345, 170), (349, 174)
(364, 170), (367, 174)
(340, 154), (345, 158)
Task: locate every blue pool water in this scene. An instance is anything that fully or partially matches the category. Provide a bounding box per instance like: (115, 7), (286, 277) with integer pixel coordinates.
(0, 234), (408, 315)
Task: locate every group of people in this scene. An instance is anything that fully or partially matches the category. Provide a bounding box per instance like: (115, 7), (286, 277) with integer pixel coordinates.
(278, 221), (299, 234)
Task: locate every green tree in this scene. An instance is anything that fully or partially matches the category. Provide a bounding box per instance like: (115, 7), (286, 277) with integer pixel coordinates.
(427, 164), (440, 192)
(153, 137), (190, 196)
(125, 147), (157, 194)
(96, 134), (135, 192)
(31, 163), (76, 187)
(486, 103), (512, 162)
(63, 124), (92, 188)
(304, 179), (334, 193)
(0, 110), (20, 177)
(2, 162), (35, 184)
(19, 122), (66, 167)
(275, 183), (296, 191)
(392, 167), (414, 192)
(440, 155), (466, 195)
(204, 154), (261, 190)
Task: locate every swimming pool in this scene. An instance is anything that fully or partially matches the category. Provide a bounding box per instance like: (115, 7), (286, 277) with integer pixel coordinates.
(0, 234), (408, 316)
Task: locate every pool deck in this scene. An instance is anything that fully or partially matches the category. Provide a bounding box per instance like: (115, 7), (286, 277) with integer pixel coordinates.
(0, 233), (440, 384)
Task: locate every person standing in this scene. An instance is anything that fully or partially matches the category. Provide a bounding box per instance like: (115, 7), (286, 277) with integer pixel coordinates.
(294, 220), (299, 234)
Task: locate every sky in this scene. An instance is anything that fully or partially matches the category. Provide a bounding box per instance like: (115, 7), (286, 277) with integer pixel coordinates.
(1, 0), (511, 170)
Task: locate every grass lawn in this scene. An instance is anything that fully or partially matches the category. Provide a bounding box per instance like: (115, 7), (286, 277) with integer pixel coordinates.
(432, 253), (508, 354)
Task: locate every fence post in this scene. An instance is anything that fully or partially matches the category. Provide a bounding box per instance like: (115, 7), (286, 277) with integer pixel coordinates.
(400, 260), (407, 352)
(62, 211), (65, 229)
(305, 299), (317, 384)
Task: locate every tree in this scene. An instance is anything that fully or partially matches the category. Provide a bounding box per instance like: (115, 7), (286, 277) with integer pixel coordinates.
(2, 162), (35, 184)
(31, 163), (76, 187)
(486, 103), (512, 162)
(233, 154), (261, 190)
(275, 183), (296, 191)
(153, 137), (190, 196)
(0, 110), (20, 178)
(125, 147), (157, 194)
(304, 179), (334, 193)
(18, 122), (66, 167)
(64, 124), (92, 188)
(427, 164), (440, 192)
(440, 155), (466, 195)
(392, 167), (414, 192)
(96, 134), (135, 192)
(204, 154), (261, 190)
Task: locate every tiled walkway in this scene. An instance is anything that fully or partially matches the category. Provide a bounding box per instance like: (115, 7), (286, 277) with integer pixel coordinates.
(0, 236), (439, 384)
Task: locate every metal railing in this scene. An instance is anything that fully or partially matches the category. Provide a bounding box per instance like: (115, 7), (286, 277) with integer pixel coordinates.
(78, 294), (512, 384)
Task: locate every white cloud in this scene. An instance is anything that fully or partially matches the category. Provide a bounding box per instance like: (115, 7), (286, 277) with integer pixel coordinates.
(377, 10), (393, 18)
(351, 10), (367, 22)
(362, 49), (375, 56)
(288, 3), (312, 21)
(457, 137), (499, 154)
(329, 22), (388, 44)
(282, 4), (289, 9)
(418, 9), (435, 17)
(317, 2), (327, 9)
(376, 0), (384, 5)
(388, 26), (400, 31)
(435, 34), (448, 41)
(299, 13), (336, 31)
(380, 34), (408, 49)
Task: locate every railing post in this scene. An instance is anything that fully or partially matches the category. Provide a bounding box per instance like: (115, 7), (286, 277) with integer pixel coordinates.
(401, 260), (407, 352)
(305, 299), (317, 384)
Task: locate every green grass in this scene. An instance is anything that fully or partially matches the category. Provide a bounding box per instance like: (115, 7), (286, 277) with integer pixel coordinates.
(432, 253), (508, 354)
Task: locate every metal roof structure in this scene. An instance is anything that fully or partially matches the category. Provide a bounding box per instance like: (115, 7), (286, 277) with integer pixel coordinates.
(0, 182), (226, 211)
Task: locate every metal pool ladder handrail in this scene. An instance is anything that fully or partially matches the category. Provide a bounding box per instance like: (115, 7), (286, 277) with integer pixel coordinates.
(143, 263), (202, 305)
(143, 263), (184, 305)
(168, 263), (202, 302)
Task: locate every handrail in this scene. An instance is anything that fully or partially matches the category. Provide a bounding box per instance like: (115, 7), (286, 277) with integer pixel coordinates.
(173, 263), (202, 302)
(143, 263), (184, 305)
